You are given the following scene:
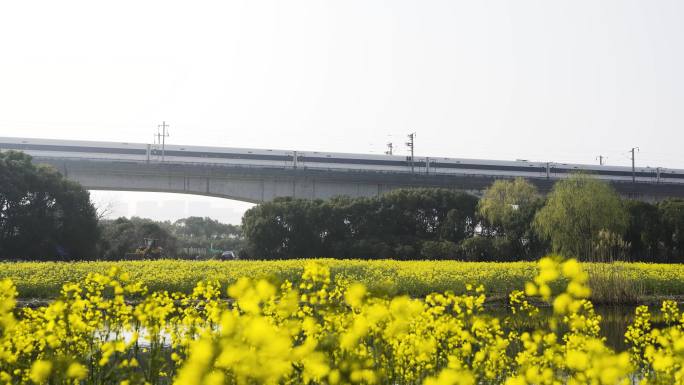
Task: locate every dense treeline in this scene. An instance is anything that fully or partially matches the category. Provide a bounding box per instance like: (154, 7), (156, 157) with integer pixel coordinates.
(626, 199), (684, 262)
(0, 151), (99, 259)
(242, 189), (479, 259)
(97, 216), (245, 260)
(242, 177), (684, 262)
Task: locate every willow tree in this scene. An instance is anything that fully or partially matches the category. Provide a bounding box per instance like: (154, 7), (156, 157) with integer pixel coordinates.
(479, 178), (541, 230)
(478, 178), (545, 259)
(533, 174), (628, 260)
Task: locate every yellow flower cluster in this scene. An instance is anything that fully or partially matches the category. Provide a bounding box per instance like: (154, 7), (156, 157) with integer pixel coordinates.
(0, 258), (684, 384)
(7, 258), (684, 301)
(625, 299), (684, 384)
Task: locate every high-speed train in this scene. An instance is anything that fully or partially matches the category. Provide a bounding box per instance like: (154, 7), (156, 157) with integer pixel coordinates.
(1, 136), (683, 184)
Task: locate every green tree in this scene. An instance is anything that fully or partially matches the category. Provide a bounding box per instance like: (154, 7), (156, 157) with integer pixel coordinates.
(0, 151), (99, 259)
(623, 200), (662, 261)
(478, 178), (546, 259)
(173, 216), (244, 255)
(420, 240), (459, 259)
(533, 174), (628, 260)
(371, 188), (478, 258)
(97, 217), (178, 259)
(457, 237), (495, 261)
(242, 198), (328, 258)
(241, 188), (478, 259)
(479, 178), (540, 231)
(658, 198), (684, 262)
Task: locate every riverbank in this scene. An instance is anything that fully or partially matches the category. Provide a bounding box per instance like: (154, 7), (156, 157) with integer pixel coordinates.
(3, 259), (684, 304)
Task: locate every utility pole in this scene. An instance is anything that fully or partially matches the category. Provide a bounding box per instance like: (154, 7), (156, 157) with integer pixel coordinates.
(157, 121), (170, 162)
(630, 147), (639, 183)
(596, 155), (605, 166)
(406, 132), (415, 172)
(385, 142), (394, 155)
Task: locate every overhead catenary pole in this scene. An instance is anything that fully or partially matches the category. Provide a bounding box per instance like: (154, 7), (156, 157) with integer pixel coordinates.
(385, 142), (394, 155)
(596, 155), (605, 166)
(406, 132), (415, 172)
(157, 121), (170, 162)
(630, 147), (640, 183)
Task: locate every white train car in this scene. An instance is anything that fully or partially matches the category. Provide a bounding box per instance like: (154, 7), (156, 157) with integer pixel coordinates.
(0, 137), (296, 169)
(548, 162), (665, 184)
(0, 137), (149, 162)
(659, 168), (684, 184)
(2, 136), (684, 185)
(155, 143), (293, 168)
(428, 157), (548, 178)
(296, 151), (426, 173)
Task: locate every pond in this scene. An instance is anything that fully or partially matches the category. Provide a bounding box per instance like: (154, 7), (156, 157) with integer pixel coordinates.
(16, 298), (659, 352)
(489, 304), (652, 351)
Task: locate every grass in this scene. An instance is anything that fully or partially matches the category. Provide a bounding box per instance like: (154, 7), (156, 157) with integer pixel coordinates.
(1, 259), (684, 303)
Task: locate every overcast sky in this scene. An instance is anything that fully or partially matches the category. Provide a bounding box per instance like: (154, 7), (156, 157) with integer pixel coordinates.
(1, 0), (682, 224)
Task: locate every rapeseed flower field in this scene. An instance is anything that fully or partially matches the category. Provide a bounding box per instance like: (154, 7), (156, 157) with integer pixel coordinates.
(1, 258), (684, 384)
(2, 259), (684, 301)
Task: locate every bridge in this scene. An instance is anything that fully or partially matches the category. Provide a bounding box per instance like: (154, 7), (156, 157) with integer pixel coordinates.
(2, 137), (684, 202)
(41, 158), (497, 202)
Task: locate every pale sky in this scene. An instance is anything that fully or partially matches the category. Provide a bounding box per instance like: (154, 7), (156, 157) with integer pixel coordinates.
(1, 1), (683, 224)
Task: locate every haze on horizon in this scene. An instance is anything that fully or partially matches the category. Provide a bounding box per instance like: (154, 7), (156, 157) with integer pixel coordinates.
(1, 0), (682, 224)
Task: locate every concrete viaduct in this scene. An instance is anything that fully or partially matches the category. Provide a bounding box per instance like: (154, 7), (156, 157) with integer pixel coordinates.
(33, 156), (684, 203)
